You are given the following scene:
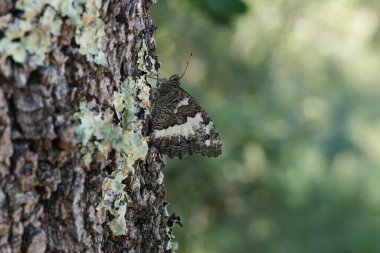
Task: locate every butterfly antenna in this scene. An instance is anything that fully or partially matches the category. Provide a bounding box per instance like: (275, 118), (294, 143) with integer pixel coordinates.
(179, 53), (192, 79)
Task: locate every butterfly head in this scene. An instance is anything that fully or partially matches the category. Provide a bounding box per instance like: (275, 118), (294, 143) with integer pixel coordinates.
(159, 75), (181, 87)
(169, 74), (181, 81)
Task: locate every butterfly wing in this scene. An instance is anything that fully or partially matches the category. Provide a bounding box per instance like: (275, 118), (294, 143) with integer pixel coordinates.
(151, 79), (222, 158)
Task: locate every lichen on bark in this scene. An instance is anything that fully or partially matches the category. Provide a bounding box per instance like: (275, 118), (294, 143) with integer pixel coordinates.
(0, 0), (106, 66)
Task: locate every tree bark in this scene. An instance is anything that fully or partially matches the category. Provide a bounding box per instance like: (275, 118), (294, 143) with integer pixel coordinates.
(0, 0), (173, 252)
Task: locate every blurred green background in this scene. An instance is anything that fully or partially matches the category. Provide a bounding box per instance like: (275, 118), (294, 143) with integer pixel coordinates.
(151, 0), (380, 252)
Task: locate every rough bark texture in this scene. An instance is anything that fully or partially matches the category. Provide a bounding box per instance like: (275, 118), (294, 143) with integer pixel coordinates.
(0, 0), (172, 252)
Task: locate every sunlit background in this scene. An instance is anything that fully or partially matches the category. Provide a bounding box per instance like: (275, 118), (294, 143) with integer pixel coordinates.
(151, 1), (380, 252)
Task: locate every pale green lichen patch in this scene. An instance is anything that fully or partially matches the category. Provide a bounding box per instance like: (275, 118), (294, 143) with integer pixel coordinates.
(113, 76), (152, 130)
(73, 102), (148, 166)
(0, 0), (106, 65)
(75, 77), (150, 235)
(0, 5), (61, 64)
(75, 97), (148, 235)
(97, 175), (128, 235)
(107, 204), (127, 236)
(75, 19), (106, 65)
(137, 41), (160, 89)
(75, 40), (157, 236)
(166, 241), (179, 251)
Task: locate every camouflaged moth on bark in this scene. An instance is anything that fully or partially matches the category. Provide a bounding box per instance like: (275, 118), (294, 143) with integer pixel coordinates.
(150, 75), (222, 159)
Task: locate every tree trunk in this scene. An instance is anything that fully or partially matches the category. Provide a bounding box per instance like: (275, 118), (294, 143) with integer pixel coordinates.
(0, 0), (173, 252)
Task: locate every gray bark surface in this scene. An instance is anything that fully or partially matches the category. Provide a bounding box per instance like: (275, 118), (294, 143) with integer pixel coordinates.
(0, 0), (172, 252)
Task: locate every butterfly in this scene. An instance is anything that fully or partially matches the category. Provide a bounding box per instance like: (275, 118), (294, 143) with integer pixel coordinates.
(150, 75), (222, 159)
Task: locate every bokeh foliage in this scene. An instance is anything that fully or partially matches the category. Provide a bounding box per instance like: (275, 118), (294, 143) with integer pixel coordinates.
(151, 0), (380, 252)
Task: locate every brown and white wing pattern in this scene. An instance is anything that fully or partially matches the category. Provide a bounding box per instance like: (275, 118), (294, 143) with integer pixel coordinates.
(150, 76), (222, 159)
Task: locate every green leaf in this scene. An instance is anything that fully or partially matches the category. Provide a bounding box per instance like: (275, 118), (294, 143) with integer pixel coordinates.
(194, 0), (248, 25)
